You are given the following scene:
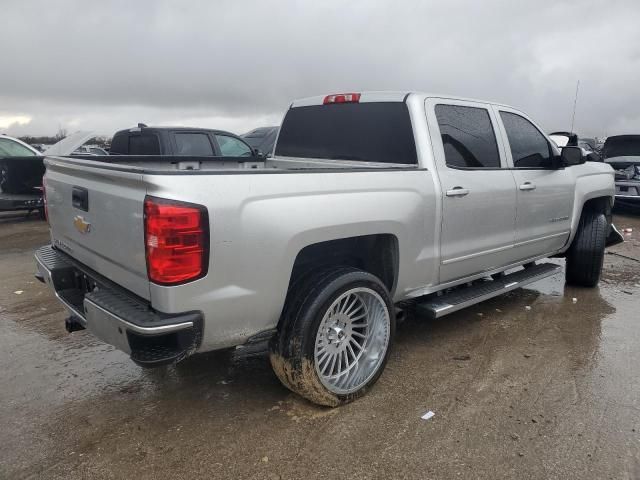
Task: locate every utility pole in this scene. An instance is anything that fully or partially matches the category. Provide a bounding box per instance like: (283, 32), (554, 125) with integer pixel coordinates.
(570, 80), (580, 134)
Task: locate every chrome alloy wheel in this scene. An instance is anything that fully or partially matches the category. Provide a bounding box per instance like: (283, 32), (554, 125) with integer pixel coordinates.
(314, 287), (391, 395)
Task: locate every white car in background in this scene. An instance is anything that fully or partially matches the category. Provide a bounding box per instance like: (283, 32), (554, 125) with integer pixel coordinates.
(0, 134), (41, 157)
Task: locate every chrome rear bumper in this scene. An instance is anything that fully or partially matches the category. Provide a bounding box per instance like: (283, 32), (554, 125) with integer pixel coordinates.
(35, 245), (202, 366)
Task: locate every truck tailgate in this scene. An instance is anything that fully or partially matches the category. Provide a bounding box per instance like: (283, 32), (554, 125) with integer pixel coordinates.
(45, 157), (150, 300)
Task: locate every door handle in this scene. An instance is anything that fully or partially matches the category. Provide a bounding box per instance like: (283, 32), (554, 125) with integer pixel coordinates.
(519, 182), (536, 191)
(446, 186), (470, 197)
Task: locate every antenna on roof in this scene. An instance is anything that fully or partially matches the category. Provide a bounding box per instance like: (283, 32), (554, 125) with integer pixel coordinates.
(570, 80), (580, 134)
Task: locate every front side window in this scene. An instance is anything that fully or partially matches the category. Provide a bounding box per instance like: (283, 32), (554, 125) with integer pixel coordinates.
(175, 133), (214, 156)
(435, 104), (500, 169)
(216, 135), (252, 157)
(500, 112), (552, 168)
(0, 138), (37, 157)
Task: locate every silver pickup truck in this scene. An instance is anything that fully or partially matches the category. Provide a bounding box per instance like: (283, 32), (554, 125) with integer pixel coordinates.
(36, 92), (621, 406)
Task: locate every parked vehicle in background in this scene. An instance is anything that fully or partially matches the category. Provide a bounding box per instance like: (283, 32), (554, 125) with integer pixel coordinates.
(549, 131), (578, 148)
(1, 132), (104, 214)
(550, 131), (601, 162)
(603, 134), (640, 208)
(36, 92), (620, 407)
(579, 137), (598, 152)
(242, 126), (279, 157)
(0, 134), (45, 213)
(72, 145), (109, 156)
(110, 124), (260, 158)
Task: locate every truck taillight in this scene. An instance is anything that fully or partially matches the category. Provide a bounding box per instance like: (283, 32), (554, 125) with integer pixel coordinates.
(323, 93), (361, 104)
(144, 196), (209, 285)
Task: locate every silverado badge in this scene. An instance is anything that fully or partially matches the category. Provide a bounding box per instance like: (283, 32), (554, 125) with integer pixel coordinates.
(73, 215), (91, 234)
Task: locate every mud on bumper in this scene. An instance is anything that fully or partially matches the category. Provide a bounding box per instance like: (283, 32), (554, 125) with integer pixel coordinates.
(35, 245), (203, 367)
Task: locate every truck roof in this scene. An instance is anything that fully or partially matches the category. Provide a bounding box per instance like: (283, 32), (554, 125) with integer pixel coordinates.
(290, 91), (516, 110)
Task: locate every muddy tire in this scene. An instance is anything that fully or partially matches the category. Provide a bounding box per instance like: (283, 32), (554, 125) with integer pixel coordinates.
(566, 210), (607, 287)
(269, 267), (395, 407)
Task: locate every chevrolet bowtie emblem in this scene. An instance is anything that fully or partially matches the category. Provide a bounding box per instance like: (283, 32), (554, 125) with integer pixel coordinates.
(73, 215), (91, 234)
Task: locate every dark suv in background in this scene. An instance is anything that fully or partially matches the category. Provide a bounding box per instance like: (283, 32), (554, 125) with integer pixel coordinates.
(242, 126), (279, 157)
(110, 124), (260, 157)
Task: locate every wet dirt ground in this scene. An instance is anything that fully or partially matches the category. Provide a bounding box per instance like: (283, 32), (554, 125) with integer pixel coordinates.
(1, 212), (639, 479)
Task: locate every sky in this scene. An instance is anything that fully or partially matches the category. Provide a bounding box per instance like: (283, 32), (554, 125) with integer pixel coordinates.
(1, 0), (640, 138)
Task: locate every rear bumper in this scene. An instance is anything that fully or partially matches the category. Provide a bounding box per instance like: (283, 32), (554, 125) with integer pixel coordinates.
(35, 245), (203, 366)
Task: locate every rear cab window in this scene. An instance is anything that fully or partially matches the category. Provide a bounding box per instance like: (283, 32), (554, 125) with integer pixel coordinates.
(434, 104), (501, 168)
(275, 102), (417, 164)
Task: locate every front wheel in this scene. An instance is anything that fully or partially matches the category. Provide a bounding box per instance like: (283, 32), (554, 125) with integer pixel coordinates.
(566, 210), (607, 287)
(270, 267), (395, 407)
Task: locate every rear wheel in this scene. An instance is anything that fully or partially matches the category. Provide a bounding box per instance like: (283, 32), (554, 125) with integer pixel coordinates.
(566, 210), (607, 287)
(270, 267), (395, 407)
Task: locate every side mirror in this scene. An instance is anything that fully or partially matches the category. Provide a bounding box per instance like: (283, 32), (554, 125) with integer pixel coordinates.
(559, 146), (584, 167)
(253, 148), (265, 159)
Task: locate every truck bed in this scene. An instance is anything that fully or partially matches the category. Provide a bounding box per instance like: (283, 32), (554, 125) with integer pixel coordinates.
(43, 152), (433, 350)
(63, 154), (418, 173)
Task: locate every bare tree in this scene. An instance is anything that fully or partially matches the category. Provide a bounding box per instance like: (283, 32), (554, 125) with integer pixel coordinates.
(54, 125), (67, 141)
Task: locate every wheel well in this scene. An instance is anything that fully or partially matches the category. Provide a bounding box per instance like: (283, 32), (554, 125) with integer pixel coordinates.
(289, 234), (399, 295)
(582, 196), (612, 225)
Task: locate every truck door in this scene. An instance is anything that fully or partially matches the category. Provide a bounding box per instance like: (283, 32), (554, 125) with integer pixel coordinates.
(426, 99), (518, 283)
(494, 108), (574, 259)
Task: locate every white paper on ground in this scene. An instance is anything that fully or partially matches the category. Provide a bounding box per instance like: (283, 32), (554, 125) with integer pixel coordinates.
(421, 411), (435, 420)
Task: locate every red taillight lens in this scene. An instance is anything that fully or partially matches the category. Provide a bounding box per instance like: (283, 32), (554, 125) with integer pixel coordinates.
(323, 93), (361, 104)
(144, 196), (209, 285)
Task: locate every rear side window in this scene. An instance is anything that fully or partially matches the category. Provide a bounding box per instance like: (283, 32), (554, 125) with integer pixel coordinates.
(175, 133), (214, 156)
(435, 104), (500, 168)
(275, 103), (417, 164)
(500, 112), (552, 168)
(129, 134), (160, 155)
(215, 135), (252, 157)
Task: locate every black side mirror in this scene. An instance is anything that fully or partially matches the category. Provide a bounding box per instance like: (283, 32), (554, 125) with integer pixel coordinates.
(252, 148), (265, 159)
(559, 146), (584, 167)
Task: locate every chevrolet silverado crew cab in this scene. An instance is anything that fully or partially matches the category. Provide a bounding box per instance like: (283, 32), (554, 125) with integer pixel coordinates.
(36, 92), (622, 407)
